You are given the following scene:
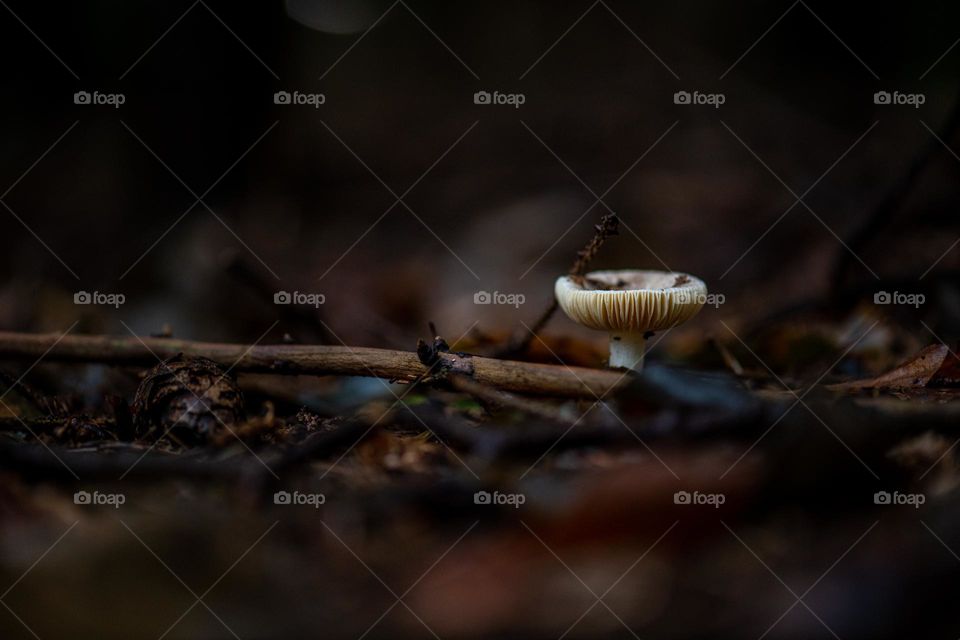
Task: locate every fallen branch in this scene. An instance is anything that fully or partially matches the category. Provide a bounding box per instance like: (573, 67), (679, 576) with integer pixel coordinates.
(0, 330), (625, 398)
(0, 442), (252, 483)
(447, 373), (588, 426)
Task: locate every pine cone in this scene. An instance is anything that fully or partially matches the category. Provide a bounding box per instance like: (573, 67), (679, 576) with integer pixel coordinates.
(132, 355), (244, 444)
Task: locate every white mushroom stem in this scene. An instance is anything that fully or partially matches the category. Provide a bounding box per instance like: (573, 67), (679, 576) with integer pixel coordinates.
(609, 332), (647, 372)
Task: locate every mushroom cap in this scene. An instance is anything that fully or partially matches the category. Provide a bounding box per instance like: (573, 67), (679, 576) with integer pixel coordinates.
(555, 269), (707, 333)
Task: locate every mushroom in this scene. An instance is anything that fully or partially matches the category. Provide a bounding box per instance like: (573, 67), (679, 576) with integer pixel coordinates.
(554, 269), (707, 372)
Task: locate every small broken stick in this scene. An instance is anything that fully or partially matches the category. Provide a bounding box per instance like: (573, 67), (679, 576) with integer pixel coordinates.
(416, 326), (474, 383)
(502, 213), (620, 357)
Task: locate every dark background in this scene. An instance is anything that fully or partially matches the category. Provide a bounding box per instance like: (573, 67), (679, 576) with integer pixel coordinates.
(1, 0), (956, 348)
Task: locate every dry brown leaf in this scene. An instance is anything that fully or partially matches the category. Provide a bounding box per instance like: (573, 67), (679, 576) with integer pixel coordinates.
(828, 344), (949, 391)
(930, 349), (960, 386)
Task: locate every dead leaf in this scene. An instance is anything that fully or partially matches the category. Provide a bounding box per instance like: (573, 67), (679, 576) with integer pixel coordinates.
(828, 344), (949, 391)
(930, 348), (960, 387)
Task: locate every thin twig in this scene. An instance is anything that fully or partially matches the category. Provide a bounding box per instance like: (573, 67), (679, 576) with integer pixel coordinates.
(447, 374), (584, 426)
(500, 212), (620, 357)
(0, 330), (625, 398)
(569, 211), (620, 277)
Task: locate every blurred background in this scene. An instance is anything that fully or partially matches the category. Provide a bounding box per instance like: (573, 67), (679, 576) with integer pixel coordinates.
(0, 0), (957, 350)
(0, 1), (959, 638)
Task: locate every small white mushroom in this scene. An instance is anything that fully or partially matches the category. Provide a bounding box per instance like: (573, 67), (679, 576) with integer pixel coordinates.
(555, 269), (708, 372)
